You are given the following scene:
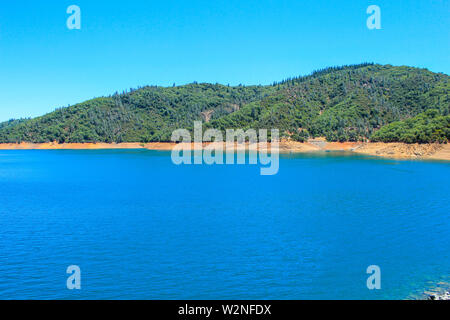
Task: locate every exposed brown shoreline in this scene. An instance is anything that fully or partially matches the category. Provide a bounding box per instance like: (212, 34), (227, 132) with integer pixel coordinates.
(0, 140), (449, 161)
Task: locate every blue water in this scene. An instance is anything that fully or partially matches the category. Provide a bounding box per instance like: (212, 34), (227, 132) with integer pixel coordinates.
(0, 150), (449, 300)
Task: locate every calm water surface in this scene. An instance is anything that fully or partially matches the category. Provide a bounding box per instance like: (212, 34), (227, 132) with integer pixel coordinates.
(0, 150), (449, 299)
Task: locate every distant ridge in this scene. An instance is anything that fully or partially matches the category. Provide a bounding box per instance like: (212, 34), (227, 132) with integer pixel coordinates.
(0, 64), (448, 144)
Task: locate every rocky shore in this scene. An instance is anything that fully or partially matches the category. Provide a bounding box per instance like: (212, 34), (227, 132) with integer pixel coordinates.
(424, 286), (450, 300)
(409, 282), (450, 300)
(427, 292), (450, 300)
(352, 142), (450, 160)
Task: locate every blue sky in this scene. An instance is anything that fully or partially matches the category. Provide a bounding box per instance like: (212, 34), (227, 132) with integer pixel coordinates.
(0, 0), (448, 121)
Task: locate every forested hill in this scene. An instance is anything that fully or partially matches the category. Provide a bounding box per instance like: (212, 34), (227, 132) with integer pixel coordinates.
(0, 63), (449, 144)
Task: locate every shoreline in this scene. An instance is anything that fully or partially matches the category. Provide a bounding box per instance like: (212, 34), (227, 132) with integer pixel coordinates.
(0, 141), (449, 161)
(411, 282), (450, 300)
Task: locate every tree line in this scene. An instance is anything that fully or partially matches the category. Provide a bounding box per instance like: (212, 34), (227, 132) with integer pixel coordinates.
(0, 64), (448, 144)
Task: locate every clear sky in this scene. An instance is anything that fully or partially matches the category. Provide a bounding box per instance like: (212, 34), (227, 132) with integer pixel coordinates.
(0, 0), (448, 121)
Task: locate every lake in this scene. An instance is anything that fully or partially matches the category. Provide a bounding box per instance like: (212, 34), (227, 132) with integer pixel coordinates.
(0, 150), (449, 299)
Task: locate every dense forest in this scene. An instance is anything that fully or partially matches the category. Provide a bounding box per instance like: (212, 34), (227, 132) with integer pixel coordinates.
(0, 64), (448, 144)
(371, 109), (450, 143)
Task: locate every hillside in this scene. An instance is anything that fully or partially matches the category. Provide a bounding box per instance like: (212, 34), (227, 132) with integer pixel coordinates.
(371, 109), (450, 143)
(206, 64), (449, 142)
(0, 64), (448, 144)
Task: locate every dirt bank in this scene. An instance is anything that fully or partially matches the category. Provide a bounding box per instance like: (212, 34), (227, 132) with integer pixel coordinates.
(353, 142), (450, 160)
(0, 142), (176, 150)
